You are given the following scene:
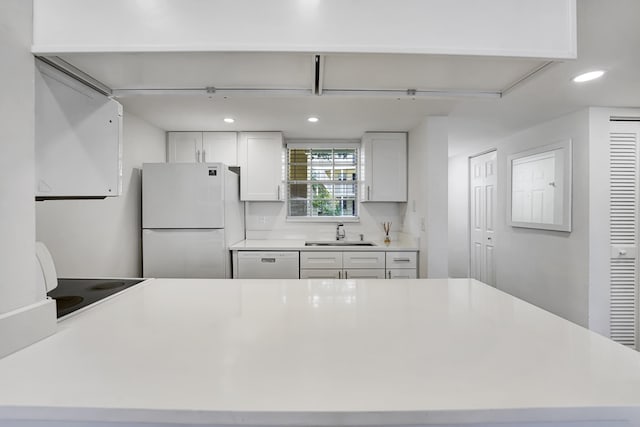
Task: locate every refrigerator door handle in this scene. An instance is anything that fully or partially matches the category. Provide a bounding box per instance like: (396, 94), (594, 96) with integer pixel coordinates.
(202, 149), (206, 163)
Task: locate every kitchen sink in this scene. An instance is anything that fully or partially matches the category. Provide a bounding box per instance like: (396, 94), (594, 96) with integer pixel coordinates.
(305, 241), (377, 247)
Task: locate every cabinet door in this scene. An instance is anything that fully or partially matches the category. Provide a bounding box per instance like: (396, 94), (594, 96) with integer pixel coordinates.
(385, 251), (417, 269)
(300, 269), (342, 279)
(343, 251), (385, 269)
(238, 132), (283, 201)
(344, 269), (386, 279)
(202, 132), (238, 165)
(386, 269), (417, 279)
(361, 133), (407, 202)
(300, 251), (343, 269)
(167, 132), (203, 163)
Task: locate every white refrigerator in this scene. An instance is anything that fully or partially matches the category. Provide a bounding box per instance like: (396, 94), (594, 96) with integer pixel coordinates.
(142, 163), (244, 278)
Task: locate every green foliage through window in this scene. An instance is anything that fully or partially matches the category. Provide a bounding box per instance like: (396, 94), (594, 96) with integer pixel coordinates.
(287, 147), (358, 218)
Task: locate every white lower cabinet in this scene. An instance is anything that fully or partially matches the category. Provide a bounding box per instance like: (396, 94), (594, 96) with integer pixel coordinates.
(300, 269), (342, 279)
(344, 269), (386, 279)
(301, 251), (387, 279)
(244, 250), (419, 280)
(387, 269), (418, 279)
(300, 252), (342, 269)
(385, 251), (417, 279)
(343, 252), (385, 269)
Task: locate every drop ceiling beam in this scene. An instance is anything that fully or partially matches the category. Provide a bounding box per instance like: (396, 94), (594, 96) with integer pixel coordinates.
(111, 88), (314, 97)
(321, 89), (501, 99)
(36, 56), (112, 96)
(500, 61), (555, 96)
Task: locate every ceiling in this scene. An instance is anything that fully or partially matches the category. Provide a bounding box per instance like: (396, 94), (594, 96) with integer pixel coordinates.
(45, 0), (640, 157)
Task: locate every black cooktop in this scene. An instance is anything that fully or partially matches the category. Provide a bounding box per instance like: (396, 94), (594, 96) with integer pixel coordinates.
(47, 278), (144, 318)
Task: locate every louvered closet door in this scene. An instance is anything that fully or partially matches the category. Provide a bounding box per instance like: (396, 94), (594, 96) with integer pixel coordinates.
(609, 120), (640, 349)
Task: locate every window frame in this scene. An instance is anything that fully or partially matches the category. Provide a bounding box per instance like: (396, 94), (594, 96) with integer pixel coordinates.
(286, 140), (361, 223)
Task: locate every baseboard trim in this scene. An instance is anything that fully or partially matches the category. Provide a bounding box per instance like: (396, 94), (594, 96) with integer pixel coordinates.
(0, 299), (57, 359)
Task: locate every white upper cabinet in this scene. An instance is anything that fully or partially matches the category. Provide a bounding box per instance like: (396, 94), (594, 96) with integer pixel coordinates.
(202, 132), (238, 165)
(238, 132), (284, 201)
(361, 132), (407, 202)
(167, 132), (203, 163)
(167, 132), (237, 165)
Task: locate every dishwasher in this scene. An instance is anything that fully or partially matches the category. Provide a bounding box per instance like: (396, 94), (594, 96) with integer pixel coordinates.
(235, 251), (300, 279)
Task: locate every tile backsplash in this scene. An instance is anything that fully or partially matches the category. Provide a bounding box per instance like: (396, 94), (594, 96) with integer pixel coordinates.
(245, 201), (406, 241)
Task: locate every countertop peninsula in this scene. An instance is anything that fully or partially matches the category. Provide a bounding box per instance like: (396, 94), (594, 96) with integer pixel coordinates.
(1, 278), (640, 426)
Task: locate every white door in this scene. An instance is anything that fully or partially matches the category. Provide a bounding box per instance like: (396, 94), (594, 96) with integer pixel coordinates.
(143, 163), (224, 229)
(469, 150), (497, 286)
(609, 120), (640, 349)
(143, 229), (227, 278)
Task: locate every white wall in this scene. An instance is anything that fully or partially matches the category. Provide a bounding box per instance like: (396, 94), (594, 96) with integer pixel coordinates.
(36, 113), (165, 277)
(405, 116), (448, 277)
(32, 0), (576, 58)
(449, 109), (591, 327)
(245, 202), (406, 243)
(0, 0), (57, 359)
(0, 0), (37, 313)
(448, 154), (470, 278)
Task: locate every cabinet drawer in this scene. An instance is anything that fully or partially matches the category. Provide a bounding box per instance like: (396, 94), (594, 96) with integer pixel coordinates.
(300, 269), (342, 279)
(300, 252), (343, 269)
(385, 252), (417, 269)
(387, 269), (417, 279)
(344, 269), (386, 279)
(343, 252), (385, 269)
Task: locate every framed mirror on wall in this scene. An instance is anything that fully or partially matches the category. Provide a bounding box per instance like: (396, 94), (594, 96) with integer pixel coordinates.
(507, 139), (572, 232)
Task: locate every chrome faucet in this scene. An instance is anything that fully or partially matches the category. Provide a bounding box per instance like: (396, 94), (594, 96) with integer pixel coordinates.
(336, 223), (346, 241)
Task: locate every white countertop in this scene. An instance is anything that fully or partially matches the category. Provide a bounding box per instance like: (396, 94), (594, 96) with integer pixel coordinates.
(2, 278), (640, 426)
(230, 238), (419, 251)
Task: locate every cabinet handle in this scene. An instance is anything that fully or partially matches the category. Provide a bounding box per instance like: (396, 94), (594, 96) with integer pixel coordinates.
(196, 150), (201, 162)
(338, 271), (341, 279)
(261, 258), (276, 263)
(388, 270), (391, 279)
(367, 185), (370, 201)
(202, 149), (206, 163)
(345, 271), (348, 279)
(277, 185), (280, 200)
(393, 258), (411, 262)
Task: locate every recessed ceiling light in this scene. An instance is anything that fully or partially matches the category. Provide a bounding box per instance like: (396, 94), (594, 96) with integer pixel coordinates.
(223, 117), (235, 123)
(573, 70), (605, 83)
(307, 117), (319, 123)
